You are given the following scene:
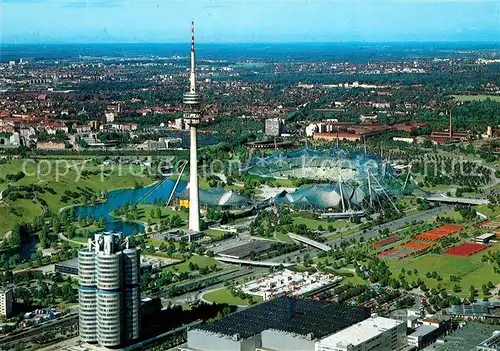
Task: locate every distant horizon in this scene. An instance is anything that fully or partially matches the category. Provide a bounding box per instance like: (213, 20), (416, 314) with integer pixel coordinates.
(1, 40), (499, 46)
(2, 1), (499, 44)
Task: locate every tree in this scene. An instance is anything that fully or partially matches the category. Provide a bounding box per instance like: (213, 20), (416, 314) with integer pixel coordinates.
(61, 283), (76, 302)
(97, 216), (106, 229)
(9, 224), (22, 247)
(66, 225), (76, 239)
(52, 216), (61, 234)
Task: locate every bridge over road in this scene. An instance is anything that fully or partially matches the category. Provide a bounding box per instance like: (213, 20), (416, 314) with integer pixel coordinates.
(425, 196), (489, 206)
(288, 233), (332, 252)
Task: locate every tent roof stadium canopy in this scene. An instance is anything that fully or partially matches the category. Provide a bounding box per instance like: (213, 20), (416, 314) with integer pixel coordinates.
(178, 187), (251, 207)
(274, 179), (406, 209)
(245, 148), (394, 181)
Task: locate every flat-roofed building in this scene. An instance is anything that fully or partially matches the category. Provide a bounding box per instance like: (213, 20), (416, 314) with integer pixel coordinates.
(475, 233), (496, 244)
(55, 257), (79, 275)
(315, 316), (406, 351)
(408, 324), (439, 349)
(184, 297), (370, 351)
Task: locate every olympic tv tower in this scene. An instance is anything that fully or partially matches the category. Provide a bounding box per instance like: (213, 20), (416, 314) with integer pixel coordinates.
(183, 21), (201, 232)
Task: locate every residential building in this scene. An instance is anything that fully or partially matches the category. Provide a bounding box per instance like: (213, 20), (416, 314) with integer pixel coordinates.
(360, 113), (378, 123)
(265, 118), (285, 136)
(0, 288), (13, 318)
(36, 140), (66, 150)
(314, 316), (406, 351)
(78, 232), (140, 347)
(105, 112), (115, 123)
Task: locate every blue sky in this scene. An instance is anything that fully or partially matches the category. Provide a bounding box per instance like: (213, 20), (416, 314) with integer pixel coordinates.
(1, 0), (499, 43)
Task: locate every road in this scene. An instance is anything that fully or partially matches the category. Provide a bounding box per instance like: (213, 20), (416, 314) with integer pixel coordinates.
(0, 313), (79, 350)
(162, 266), (268, 307)
(58, 232), (86, 246)
(326, 205), (449, 246)
(266, 205), (448, 265)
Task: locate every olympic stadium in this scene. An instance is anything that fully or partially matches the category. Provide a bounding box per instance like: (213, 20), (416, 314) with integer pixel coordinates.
(245, 148), (419, 214)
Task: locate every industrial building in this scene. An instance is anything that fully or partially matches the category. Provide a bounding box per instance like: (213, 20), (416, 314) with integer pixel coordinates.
(423, 323), (500, 351)
(0, 288), (13, 318)
(448, 301), (500, 319)
(314, 316), (406, 351)
(78, 232), (140, 348)
(184, 297), (370, 351)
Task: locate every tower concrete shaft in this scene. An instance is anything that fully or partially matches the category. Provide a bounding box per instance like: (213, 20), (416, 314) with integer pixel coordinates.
(183, 20), (201, 232)
(189, 126), (200, 232)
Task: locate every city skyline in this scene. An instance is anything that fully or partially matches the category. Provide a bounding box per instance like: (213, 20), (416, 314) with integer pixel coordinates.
(1, 0), (499, 44)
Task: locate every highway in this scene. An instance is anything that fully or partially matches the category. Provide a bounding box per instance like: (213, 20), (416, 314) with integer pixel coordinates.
(326, 205), (448, 246)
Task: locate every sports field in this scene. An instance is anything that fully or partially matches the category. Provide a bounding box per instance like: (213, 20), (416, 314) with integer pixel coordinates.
(444, 243), (487, 257)
(415, 224), (463, 241)
(452, 94), (500, 102)
(373, 236), (400, 248)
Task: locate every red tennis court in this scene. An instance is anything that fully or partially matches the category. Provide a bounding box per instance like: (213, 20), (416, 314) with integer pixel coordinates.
(444, 243), (487, 257)
(403, 242), (432, 250)
(373, 236), (400, 248)
(416, 224), (464, 241)
(377, 247), (414, 260)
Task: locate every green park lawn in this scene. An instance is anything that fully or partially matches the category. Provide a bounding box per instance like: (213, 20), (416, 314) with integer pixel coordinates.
(386, 243), (500, 297)
(0, 199), (44, 238)
(163, 255), (220, 274)
(203, 287), (262, 306)
(276, 232), (293, 242)
(396, 196), (418, 209)
(0, 159), (154, 235)
(342, 274), (368, 286)
(292, 214), (351, 231)
(75, 224), (100, 235)
(204, 229), (228, 240)
(475, 204), (500, 219)
(71, 236), (89, 243)
(268, 178), (295, 187)
(452, 94), (500, 102)
(128, 205), (188, 226)
(437, 209), (463, 221)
